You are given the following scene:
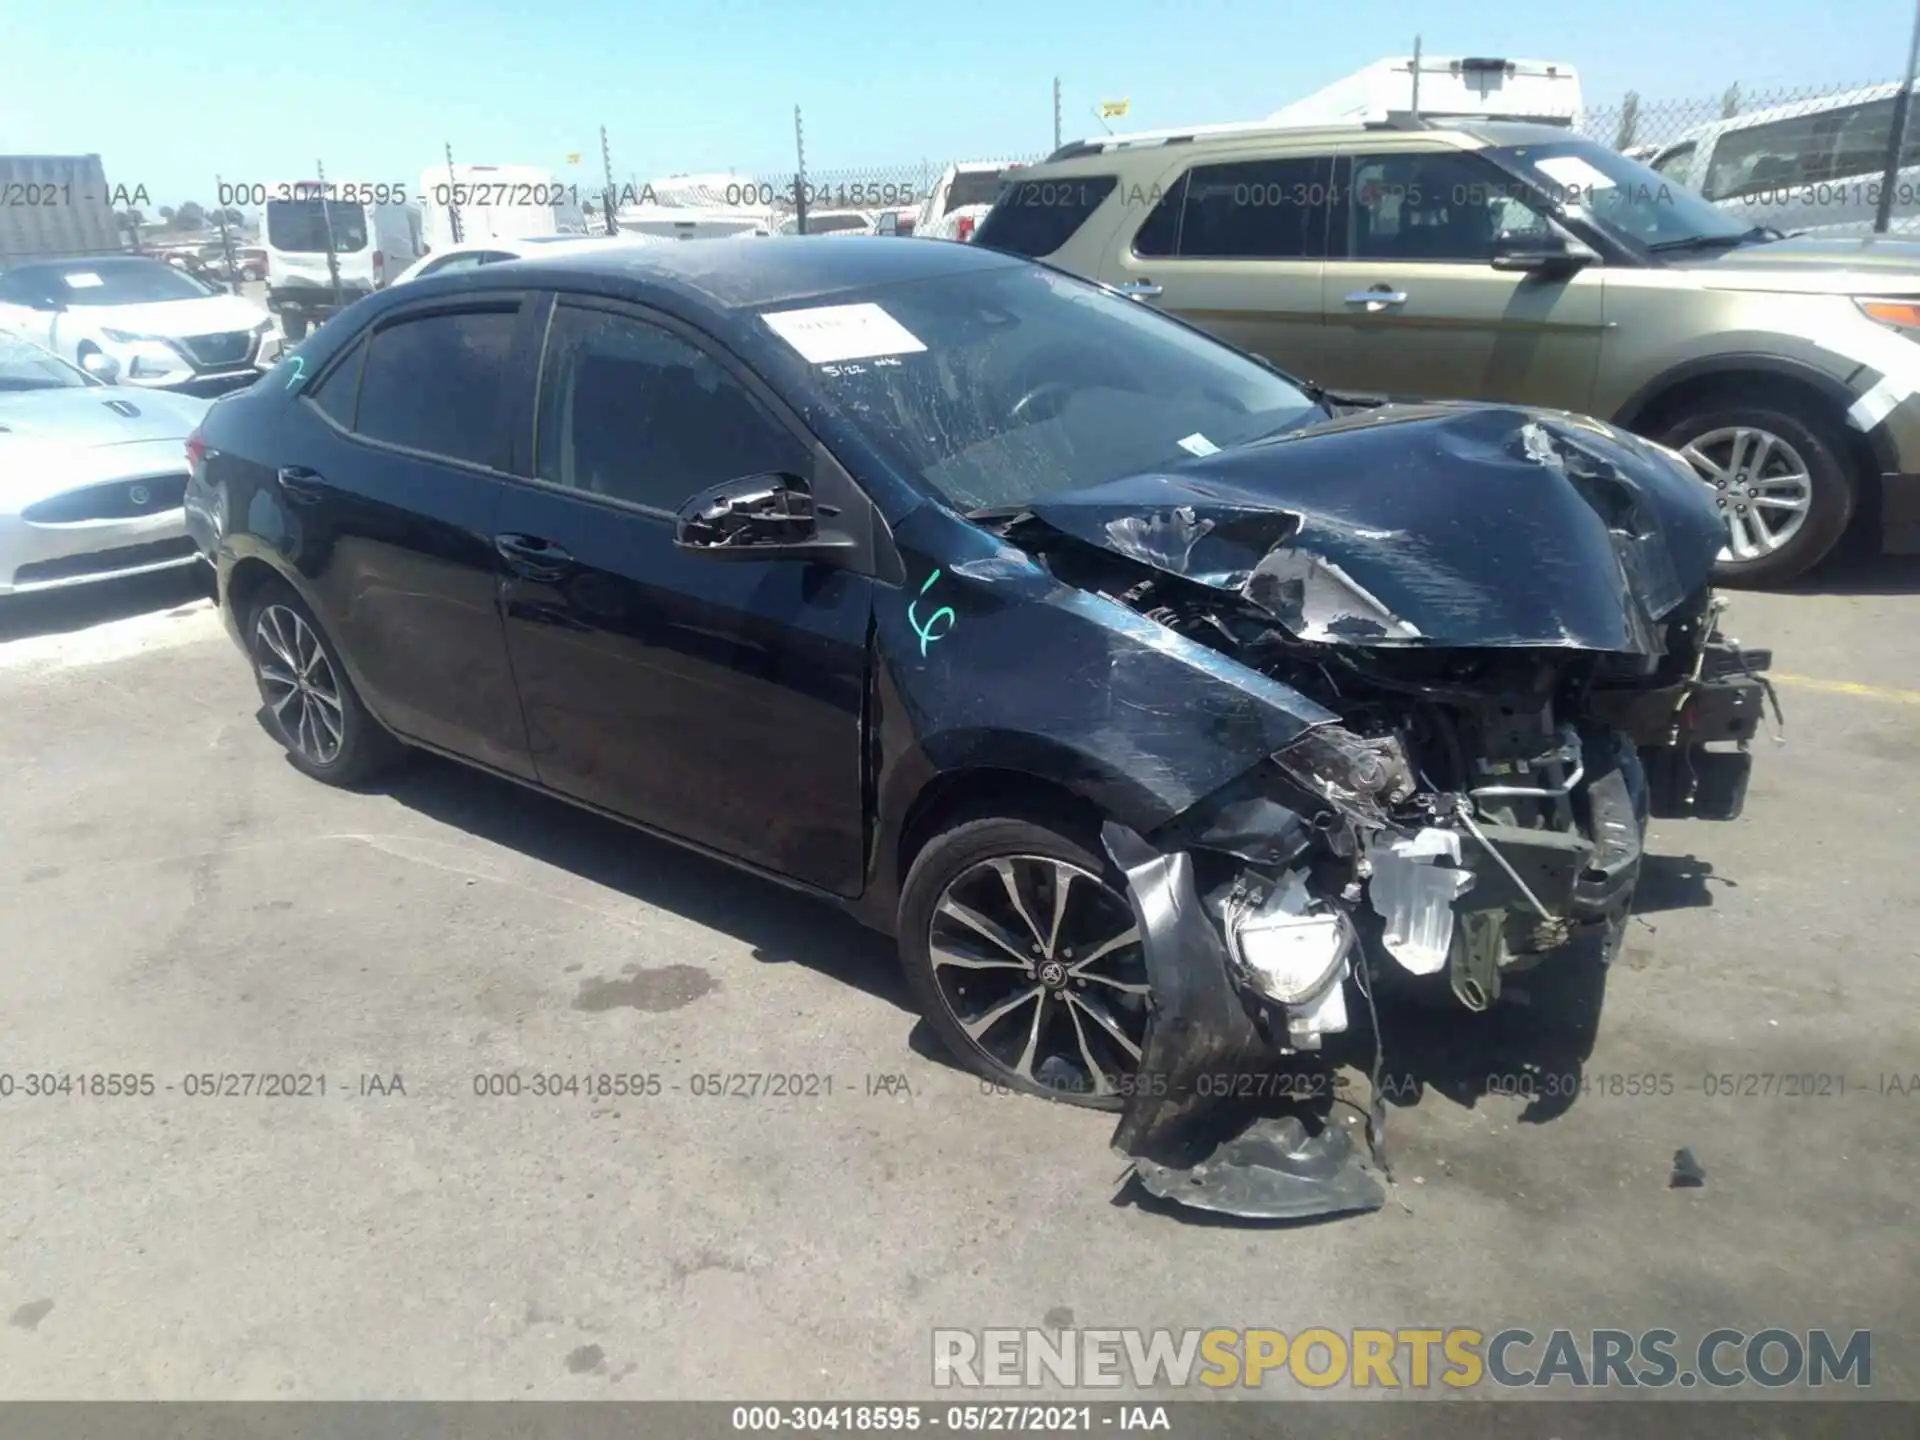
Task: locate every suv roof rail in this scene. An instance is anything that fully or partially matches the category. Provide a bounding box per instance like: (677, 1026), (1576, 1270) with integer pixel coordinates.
(1042, 118), (1385, 160)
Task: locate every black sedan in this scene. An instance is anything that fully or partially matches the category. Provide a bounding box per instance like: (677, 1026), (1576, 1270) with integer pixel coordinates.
(185, 239), (1772, 1218)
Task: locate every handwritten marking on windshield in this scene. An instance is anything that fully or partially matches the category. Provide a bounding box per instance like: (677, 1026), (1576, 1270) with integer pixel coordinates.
(908, 568), (956, 657)
(283, 356), (306, 390)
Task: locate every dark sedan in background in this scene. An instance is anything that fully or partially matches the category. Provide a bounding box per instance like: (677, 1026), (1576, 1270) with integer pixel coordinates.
(184, 240), (1771, 1218)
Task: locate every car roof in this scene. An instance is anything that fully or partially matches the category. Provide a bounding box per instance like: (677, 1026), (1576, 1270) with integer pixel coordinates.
(3, 253), (171, 277)
(445, 234), (1024, 311)
(1037, 116), (1579, 164)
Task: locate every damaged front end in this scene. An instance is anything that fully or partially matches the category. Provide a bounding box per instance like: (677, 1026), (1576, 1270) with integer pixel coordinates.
(992, 406), (1780, 1220)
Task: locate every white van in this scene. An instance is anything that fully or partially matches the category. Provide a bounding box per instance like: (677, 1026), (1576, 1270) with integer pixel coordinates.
(418, 164), (587, 253)
(262, 182), (423, 340)
(1267, 55), (1584, 129)
(1645, 81), (1919, 239)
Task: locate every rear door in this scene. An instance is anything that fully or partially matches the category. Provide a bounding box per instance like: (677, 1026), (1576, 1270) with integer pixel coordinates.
(1318, 145), (1605, 410)
(491, 296), (873, 894)
(1106, 152), (1333, 380)
(275, 293), (539, 777)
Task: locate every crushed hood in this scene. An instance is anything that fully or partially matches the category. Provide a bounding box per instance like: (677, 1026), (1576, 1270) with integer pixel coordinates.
(1019, 404), (1726, 654)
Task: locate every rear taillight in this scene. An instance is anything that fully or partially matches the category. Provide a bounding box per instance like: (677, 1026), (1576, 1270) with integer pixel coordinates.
(186, 427), (207, 482)
(956, 216), (976, 242)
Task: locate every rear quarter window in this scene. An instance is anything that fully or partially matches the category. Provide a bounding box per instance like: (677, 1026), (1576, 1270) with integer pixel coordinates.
(974, 176), (1118, 258)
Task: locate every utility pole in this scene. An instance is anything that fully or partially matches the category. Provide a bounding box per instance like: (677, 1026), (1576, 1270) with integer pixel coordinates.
(213, 174), (238, 294)
(314, 158), (342, 313)
(794, 105), (809, 235)
(601, 124), (619, 233)
(444, 142), (463, 245)
(1053, 77), (1062, 151)
(1409, 35), (1423, 123)
(1875, 0), (1920, 233)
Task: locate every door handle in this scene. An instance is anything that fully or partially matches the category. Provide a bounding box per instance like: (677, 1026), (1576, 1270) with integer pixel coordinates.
(495, 532), (574, 580)
(1112, 280), (1163, 299)
(276, 466), (327, 504)
(1343, 289), (1409, 309)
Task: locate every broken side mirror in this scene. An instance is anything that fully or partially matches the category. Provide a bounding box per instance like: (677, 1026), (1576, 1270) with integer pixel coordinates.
(675, 471), (833, 561)
(1489, 230), (1598, 277)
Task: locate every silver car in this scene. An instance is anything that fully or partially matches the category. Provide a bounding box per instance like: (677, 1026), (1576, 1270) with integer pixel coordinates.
(0, 333), (211, 597)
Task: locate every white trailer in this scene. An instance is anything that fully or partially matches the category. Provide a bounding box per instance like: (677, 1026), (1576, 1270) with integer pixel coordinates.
(1267, 55), (1584, 130)
(419, 164), (586, 253)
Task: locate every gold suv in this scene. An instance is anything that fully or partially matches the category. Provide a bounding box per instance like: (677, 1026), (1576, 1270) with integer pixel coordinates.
(976, 118), (1920, 584)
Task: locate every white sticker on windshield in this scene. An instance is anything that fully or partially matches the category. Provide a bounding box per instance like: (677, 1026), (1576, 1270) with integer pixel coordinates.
(1534, 155), (1617, 193)
(1177, 432), (1220, 457)
(761, 302), (927, 365)
(63, 272), (105, 289)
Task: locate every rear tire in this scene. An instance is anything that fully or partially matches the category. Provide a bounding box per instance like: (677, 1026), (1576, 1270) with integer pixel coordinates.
(898, 811), (1149, 1110)
(244, 580), (403, 787)
(1656, 396), (1857, 587)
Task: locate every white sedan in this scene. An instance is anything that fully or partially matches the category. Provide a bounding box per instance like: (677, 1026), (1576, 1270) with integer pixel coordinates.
(0, 255), (277, 396)
(0, 333), (209, 597)
(389, 231), (674, 286)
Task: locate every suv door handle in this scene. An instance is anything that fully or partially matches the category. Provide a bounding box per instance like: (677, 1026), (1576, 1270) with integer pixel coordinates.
(495, 533), (574, 580)
(1344, 289), (1409, 309)
(1112, 280), (1163, 299)
(276, 466), (327, 504)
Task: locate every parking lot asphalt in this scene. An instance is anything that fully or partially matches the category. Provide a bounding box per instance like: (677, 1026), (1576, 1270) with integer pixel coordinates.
(1, 560), (1917, 1402)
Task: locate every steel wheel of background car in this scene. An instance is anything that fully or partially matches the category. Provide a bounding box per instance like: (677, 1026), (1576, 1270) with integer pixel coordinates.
(898, 815), (1150, 1109)
(245, 580), (403, 786)
(1658, 396), (1856, 587)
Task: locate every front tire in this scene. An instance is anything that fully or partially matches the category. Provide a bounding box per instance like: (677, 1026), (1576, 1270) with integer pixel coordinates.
(245, 581), (403, 786)
(898, 813), (1150, 1110)
(1658, 396), (1857, 587)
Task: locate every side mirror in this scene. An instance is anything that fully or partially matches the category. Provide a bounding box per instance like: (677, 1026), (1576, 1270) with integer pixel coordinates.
(675, 472), (829, 560)
(81, 350), (121, 383)
(1490, 231), (1598, 277)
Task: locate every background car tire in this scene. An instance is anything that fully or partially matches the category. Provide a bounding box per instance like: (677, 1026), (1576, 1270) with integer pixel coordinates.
(898, 810), (1148, 1111)
(1655, 396), (1857, 587)
(245, 580), (404, 787)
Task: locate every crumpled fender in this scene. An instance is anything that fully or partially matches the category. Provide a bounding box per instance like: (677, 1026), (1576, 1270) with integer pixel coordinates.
(873, 505), (1337, 835)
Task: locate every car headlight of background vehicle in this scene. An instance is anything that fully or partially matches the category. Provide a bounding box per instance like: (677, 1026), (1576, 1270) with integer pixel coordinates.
(1855, 298), (1920, 333)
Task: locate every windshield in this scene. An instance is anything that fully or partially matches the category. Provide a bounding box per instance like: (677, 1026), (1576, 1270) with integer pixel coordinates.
(0, 333), (90, 391)
(773, 264), (1320, 511)
(44, 260), (221, 306)
(266, 198), (371, 253)
(1486, 138), (1749, 250)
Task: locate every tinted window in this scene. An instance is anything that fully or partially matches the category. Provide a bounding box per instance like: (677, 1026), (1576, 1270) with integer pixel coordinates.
(1334, 152), (1550, 262)
(1133, 157), (1330, 259)
(305, 337), (365, 427)
(420, 250), (516, 277)
(945, 170), (1007, 212)
(976, 176), (1118, 258)
(267, 199), (370, 253)
(535, 305), (805, 513)
(354, 308), (517, 465)
(1702, 97), (1918, 199)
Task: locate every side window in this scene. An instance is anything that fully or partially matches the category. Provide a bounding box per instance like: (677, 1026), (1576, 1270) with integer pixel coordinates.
(304, 336), (366, 427)
(1698, 104), (1891, 199)
(1334, 153), (1551, 263)
(1650, 143), (1696, 181)
(534, 304), (806, 514)
(353, 306), (518, 466)
(1132, 157), (1331, 259)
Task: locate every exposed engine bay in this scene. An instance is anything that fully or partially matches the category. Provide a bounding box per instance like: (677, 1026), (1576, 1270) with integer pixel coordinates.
(977, 408), (1782, 1220)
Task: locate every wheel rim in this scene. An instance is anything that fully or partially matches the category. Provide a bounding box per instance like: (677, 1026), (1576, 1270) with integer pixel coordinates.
(927, 855), (1149, 1098)
(1677, 426), (1814, 563)
(253, 604), (345, 766)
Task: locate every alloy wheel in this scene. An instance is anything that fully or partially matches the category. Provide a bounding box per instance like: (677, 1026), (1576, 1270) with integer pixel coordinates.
(1677, 426), (1814, 563)
(254, 604), (345, 766)
(927, 855), (1149, 1098)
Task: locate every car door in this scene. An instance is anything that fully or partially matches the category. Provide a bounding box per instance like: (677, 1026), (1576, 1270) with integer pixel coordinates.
(1107, 153), (1331, 377)
(492, 295), (872, 895)
(278, 292), (540, 778)
(1318, 147), (1606, 411)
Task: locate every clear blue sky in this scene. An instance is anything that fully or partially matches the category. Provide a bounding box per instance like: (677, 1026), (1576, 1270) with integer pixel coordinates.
(4, 0), (1914, 210)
